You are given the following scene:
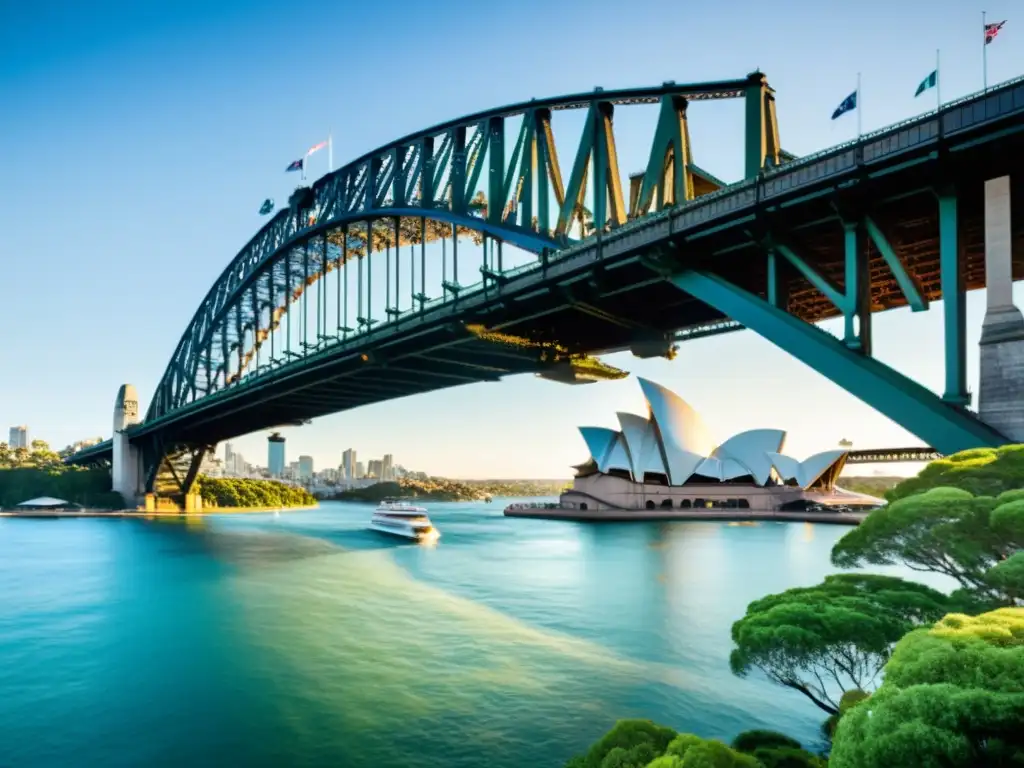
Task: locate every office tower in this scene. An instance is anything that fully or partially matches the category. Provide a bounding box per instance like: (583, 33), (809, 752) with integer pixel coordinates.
(355, 461), (365, 480)
(8, 426), (28, 449)
(342, 448), (356, 482)
(382, 453), (394, 481)
(298, 455), (314, 481)
(224, 442), (235, 467)
(367, 459), (383, 479)
(268, 433), (286, 477)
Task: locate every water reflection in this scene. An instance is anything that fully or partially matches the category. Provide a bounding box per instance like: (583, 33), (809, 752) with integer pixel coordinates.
(0, 502), (875, 767)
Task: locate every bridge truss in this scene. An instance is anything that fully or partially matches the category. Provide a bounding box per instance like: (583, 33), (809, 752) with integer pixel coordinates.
(147, 73), (784, 425)
(68, 73), (1024, 505)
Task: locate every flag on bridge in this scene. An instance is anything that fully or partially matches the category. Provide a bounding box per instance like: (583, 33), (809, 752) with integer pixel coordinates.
(831, 90), (858, 120)
(285, 158), (304, 172)
(985, 20), (1006, 44)
(259, 198), (275, 215)
(306, 140), (328, 156)
(915, 69), (938, 97)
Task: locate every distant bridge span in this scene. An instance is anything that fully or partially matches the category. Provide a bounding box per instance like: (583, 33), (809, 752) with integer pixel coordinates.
(844, 448), (942, 465)
(67, 72), (1024, 505)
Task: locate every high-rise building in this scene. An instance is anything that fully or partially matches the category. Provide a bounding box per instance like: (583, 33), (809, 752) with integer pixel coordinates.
(341, 448), (357, 482)
(298, 455), (314, 481)
(382, 453), (394, 481)
(267, 433), (286, 477)
(367, 459), (383, 479)
(224, 442), (235, 467)
(8, 426), (28, 449)
(354, 461), (365, 480)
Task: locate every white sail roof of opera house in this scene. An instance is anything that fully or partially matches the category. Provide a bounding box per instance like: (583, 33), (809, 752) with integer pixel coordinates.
(577, 378), (848, 491)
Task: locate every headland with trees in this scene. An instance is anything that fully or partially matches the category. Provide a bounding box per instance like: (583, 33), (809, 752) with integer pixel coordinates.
(329, 476), (565, 503)
(564, 444), (1024, 767)
(0, 440), (315, 511)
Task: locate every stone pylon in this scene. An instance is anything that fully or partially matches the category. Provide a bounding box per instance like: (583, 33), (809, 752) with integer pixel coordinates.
(978, 176), (1024, 443)
(111, 384), (142, 503)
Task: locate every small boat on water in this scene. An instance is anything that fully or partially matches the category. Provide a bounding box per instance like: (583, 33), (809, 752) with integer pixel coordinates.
(369, 499), (439, 542)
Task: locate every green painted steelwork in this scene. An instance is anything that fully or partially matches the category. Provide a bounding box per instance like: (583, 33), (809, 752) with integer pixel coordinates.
(938, 187), (969, 405)
(864, 216), (927, 312)
(65, 74), (1024, 471)
(633, 95), (693, 217)
(669, 270), (1006, 454)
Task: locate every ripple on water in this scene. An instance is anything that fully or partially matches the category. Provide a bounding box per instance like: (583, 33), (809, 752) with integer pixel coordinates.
(0, 506), (872, 766)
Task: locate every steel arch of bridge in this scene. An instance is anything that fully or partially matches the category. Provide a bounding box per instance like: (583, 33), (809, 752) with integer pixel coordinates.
(147, 72), (785, 421)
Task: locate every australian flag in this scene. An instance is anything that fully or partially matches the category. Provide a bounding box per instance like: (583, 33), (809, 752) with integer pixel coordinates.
(831, 91), (858, 120)
(285, 158), (304, 172)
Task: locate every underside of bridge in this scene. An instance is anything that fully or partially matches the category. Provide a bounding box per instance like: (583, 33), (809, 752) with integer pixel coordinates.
(68, 75), (1024, 504)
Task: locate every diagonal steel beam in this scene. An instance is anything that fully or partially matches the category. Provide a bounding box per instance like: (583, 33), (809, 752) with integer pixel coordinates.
(669, 269), (1007, 454)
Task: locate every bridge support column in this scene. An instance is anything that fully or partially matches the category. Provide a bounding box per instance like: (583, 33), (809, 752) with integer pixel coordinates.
(111, 384), (142, 505)
(979, 176), (1024, 441)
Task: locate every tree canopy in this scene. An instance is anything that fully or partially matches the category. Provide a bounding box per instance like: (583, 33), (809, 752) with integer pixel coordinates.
(0, 439), (123, 508)
(830, 608), (1024, 768)
(831, 486), (1024, 606)
(562, 719), (824, 768)
(729, 573), (949, 714)
(195, 476), (315, 508)
(886, 444), (1024, 501)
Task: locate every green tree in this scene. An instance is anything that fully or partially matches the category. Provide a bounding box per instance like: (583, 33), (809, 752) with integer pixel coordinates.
(830, 607), (1024, 768)
(986, 552), (1024, 603)
(664, 734), (761, 767)
(729, 730), (801, 753)
(886, 444), (1024, 501)
(831, 487), (1000, 588)
(194, 476), (315, 509)
(729, 573), (949, 714)
(832, 486), (1024, 605)
(574, 720), (677, 768)
(730, 732), (830, 767)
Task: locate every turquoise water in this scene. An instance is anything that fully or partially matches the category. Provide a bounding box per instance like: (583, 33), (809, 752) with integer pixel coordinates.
(2, 500), (858, 767)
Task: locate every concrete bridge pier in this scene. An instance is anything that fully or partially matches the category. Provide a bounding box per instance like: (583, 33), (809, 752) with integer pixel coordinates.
(979, 176), (1024, 442)
(111, 384), (142, 504)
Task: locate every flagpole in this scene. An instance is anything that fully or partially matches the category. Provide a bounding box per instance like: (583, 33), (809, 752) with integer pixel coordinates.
(856, 72), (862, 139)
(983, 11), (988, 91)
(936, 49), (941, 110)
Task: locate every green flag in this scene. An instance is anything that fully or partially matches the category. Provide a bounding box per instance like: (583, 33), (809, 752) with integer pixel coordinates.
(915, 70), (938, 97)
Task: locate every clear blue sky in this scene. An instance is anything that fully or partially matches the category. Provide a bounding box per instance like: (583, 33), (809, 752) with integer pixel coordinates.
(1, 0), (1020, 478)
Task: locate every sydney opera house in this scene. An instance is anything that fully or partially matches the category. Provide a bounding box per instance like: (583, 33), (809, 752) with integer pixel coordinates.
(560, 378), (884, 515)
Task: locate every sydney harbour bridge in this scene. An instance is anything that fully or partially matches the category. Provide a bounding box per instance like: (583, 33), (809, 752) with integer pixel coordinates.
(67, 71), (1024, 507)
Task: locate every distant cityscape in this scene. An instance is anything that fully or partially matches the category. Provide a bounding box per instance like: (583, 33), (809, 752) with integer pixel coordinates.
(204, 432), (428, 493)
(5, 423), (425, 492)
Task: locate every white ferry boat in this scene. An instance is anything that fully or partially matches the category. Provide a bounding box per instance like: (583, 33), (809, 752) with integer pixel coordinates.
(369, 500), (439, 541)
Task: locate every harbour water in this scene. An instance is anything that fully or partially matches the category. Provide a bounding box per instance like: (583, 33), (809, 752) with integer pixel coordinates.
(1, 500), (876, 767)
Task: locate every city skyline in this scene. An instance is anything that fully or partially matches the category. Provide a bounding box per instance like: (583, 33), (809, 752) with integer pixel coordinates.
(1, 0), (1020, 478)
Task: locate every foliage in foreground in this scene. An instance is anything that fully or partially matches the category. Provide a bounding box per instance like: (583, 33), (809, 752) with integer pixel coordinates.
(886, 444), (1024, 501)
(195, 476), (315, 508)
(729, 573), (949, 714)
(831, 486), (1024, 606)
(830, 607), (1024, 768)
(564, 720), (824, 768)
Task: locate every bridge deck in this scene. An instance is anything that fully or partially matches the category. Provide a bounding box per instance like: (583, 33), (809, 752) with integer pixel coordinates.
(69, 77), (1024, 464)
